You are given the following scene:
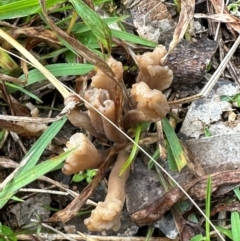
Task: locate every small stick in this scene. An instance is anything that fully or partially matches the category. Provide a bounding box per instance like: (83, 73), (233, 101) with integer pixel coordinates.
(16, 232), (174, 241)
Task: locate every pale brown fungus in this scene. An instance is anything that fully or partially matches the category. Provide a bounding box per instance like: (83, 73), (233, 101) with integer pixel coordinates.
(91, 57), (124, 101)
(131, 81), (170, 120)
(67, 109), (104, 138)
(84, 88), (110, 135)
(135, 45), (173, 91)
(84, 150), (130, 231)
(99, 100), (127, 143)
(62, 133), (105, 175)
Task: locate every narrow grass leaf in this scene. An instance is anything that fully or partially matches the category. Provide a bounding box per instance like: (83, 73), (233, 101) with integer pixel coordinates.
(0, 0), (66, 20)
(165, 140), (178, 170)
(76, 31), (107, 49)
(72, 16), (129, 34)
(111, 29), (157, 47)
(119, 124), (141, 176)
(18, 63), (95, 85)
(231, 211), (240, 241)
(38, 48), (68, 60)
(215, 226), (233, 240)
(94, 0), (111, 5)
(6, 82), (42, 102)
(145, 226), (155, 241)
(70, 0), (112, 53)
(0, 224), (17, 241)
(189, 234), (204, 241)
(148, 147), (160, 169)
(0, 117), (67, 197)
(162, 118), (187, 171)
(205, 176), (212, 241)
(11, 196), (24, 202)
(234, 187), (240, 200)
(0, 149), (72, 208)
(0, 0), (40, 20)
(0, 129), (6, 141)
(18, 117), (67, 174)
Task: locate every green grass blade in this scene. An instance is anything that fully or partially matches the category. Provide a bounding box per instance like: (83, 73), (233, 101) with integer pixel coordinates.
(18, 63), (94, 85)
(111, 29), (157, 47)
(215, 226), (233, 240)
(0, 223), (17, 241)
(231, 212), (240, 241)
(189, 234), (204, 241)
(148, 147), (160, 169)
(0, 0), (39, 19)
(234, 187), (240, 200)
(76, 31), (106, 49)
(11, 196), (24, 202)
(72, 16), (129, 34)
(6, 82), (42, 102)
(0, 0), (66, 20)
(70, 0), (112, 53)
(74, 23), (157, 48)
(94, 0), (111, 4)
(165, 140), (177, 170)
(162, 118), (187, 171)
(0, 118), (66, 202)
(145, 226), (154, 241)
(0, 149), (72, 208)
(18, 117), (67, 174)
(38, 48), (68, 60)
(119, 124), (141, 176)
(205, 176), (212, 241)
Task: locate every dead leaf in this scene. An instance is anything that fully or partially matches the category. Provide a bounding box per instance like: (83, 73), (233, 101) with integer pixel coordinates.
(128, 0), (173, 42)
(10, 27), (61, 45)
(210, 0), (240, 33)
(167, 0), (195, 55)
(194, 13), (239, 23)
(0, 73), (26, 84)
(210, 201), (240, 216)
(0, 119), (43, 137)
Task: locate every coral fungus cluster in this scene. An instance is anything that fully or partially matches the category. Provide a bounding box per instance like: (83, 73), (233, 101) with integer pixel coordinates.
(63, 45), (173, 231)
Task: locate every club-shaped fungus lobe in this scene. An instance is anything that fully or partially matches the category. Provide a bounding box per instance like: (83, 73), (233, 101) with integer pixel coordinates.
(62, 133), (103, 175)
(84, 150), (130, 231)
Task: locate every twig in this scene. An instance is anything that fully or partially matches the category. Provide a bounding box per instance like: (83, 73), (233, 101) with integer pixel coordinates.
(16, 233), (176, 241)
(19, 188), (69, 196)
(10, 132), (27, 154)
(30, 219), (76, 241)
(0, 114), (62, 123)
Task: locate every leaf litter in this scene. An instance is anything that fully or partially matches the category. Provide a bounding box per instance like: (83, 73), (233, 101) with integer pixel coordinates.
(0, 0), (240, 240)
